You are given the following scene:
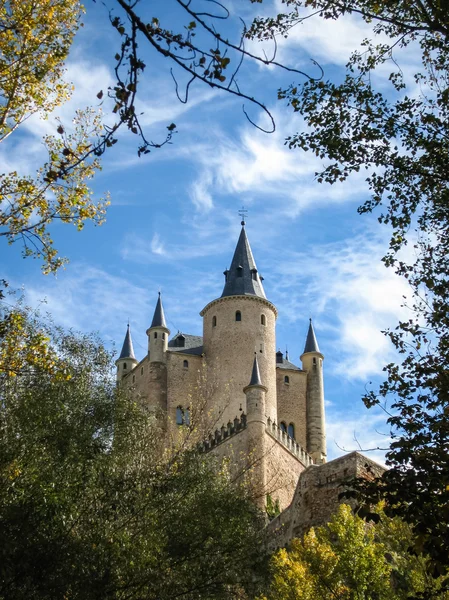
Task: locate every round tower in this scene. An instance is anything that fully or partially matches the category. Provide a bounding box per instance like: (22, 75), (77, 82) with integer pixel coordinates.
(243, 355), (268, 510)
(300, 319), (326, 464)
(116, 324), (138, 381)
(146, 292), (170, 363)
(201, 222), (277, 424)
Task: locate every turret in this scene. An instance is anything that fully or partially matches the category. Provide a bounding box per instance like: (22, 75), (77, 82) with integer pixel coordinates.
(243, 355), (268, 509)
(201, 221), (277, 424)
(116, 324), (138, 381)
(244, 354), (268, 425)
(301, 319), (326, 464)
(146, 292), (170, 363)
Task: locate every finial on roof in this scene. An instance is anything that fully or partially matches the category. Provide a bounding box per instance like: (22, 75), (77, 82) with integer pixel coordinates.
(150, 292), (167, 329)
(238, 206), (248, 226)
(248, 353), (263, 387)
(303, 318), (320, 354)
(285, 347), (289, 361)
(119, 323), (136, 360)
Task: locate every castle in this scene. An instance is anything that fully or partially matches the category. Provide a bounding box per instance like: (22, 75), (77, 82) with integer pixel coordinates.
(116, 221), (383, 535)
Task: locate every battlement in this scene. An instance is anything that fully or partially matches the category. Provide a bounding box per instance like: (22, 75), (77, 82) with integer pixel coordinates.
(266, 417), (314, 467)
(198, 413), (248, 453)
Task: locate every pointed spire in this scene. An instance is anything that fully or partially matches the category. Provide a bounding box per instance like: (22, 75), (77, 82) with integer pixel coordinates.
(221, 225), (266, 298)
(150, 292), (167, 328)
(304, 318), (320, 354)
(248, 354), (263, 387)
(119, 324), (136, 360)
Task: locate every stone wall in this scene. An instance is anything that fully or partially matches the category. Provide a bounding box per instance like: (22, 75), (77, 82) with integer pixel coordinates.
(276, 368), (308, 450)
(201, 295), (278, 424)
(267, 452), (385, 549)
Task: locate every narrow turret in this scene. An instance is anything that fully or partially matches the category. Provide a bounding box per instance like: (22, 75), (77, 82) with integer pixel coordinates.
(146, 293), (170, 363)
(115, 324), (138, 381)
(301, 319), (326, 464)
(243, 354), (268, 509)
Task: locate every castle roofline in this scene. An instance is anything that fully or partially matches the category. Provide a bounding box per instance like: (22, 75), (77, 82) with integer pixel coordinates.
(221, 225), (266, 299)
(118, 324), (136, 360)
(200, 294), (278, 318)
(150, 292), (168, 329)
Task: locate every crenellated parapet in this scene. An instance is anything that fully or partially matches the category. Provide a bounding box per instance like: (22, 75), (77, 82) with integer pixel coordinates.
(197, 413), (247, 453)
(266, 417), (314, 467)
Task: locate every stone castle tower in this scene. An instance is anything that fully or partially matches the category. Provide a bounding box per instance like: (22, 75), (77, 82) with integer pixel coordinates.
(116, 221), (327, 510)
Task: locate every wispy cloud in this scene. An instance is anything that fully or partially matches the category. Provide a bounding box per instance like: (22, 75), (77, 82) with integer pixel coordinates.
(270, 228), (411, 380)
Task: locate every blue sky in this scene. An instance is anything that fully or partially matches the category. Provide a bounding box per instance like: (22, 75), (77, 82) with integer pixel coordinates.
(1, 0), (419, 463)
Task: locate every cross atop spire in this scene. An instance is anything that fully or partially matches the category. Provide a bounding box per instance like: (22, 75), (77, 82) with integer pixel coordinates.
(238, 205), (248, 226)
(221, 224), (266, 298)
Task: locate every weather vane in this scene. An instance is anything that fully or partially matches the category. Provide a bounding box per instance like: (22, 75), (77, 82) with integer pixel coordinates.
(238, 206), (248, 225)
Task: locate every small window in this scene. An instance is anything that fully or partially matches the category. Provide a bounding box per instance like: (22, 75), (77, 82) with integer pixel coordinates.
(313, 357), (317, 365)
(261, 314), (266, 325)
(251, 269), (257, 281)
(288, 423), (295, 439)
(132, 375), (135, 383)
(212, 316), (217, 327)
(284, 375), (289, 384)
(235, 311), (241, 322)
(237, 266), (243, 277)
(123, 362), (127, 369)
(154, 332), (157, 339)
(183, 360), (189, 369)
(141, 367), (144, 375)
(280, 421), (287, 433)
(162, 333), (165, 340)
(176, 406), (190, 426)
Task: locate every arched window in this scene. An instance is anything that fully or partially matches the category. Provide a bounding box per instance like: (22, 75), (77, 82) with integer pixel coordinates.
(183, 359), (189, 369)
(280, 421), (287, 433)
(261, 314), (266, 325)
(162, 333), (165, 340)
(141, 366), (144, 375)
(154, 332), (157, 339)
(212, 316), (217, 327)
(284, 375), (289, 384)
(123, 362), (127, 369)
(132, 375), (135, 383)
(288, 423), (295, 440)
(313, 357), (317, 365)
(235, 311), (241, 322)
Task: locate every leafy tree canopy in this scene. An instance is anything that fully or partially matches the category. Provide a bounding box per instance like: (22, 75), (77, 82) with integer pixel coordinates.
(247, 0), (449, 577)
(0, 299), (267, 599)
(260, 504), (448, 600)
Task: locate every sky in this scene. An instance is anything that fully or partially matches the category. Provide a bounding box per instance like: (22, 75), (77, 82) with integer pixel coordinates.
(0, 0), (419, 464)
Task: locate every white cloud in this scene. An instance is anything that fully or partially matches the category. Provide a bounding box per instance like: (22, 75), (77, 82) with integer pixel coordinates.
(270, 229), (411, 380)
(326, 410), (391, 464)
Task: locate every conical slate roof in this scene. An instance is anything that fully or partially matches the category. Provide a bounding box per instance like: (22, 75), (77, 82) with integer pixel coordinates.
(303, 319), (320, 354)
(248, 354), (263, 386)
(119, 324), (136, 360)
(221, 225), (266, 298)
(150, 292), (167, 328)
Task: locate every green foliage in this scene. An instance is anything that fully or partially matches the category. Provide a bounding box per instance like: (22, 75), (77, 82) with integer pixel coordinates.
(0, 303), (267, 599)
(248, 0), (449, 579)
(266, 493), (281, 520)
(261, 505), (449, 600)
